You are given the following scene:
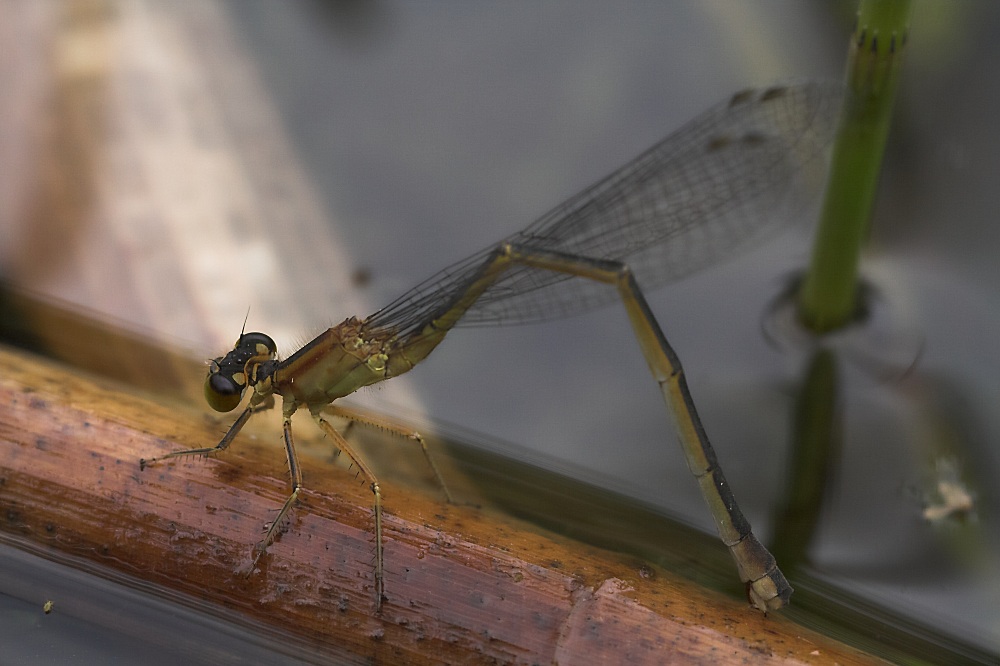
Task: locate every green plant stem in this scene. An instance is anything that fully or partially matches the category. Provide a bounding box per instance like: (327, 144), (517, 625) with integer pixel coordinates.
(797, 0), (911, 332)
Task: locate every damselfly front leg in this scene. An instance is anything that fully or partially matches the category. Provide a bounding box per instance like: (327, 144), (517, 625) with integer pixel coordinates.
(139, 333), (278, 472)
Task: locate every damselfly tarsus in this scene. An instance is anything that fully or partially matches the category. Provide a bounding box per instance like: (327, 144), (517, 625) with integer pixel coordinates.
(141, 82), (842, 612)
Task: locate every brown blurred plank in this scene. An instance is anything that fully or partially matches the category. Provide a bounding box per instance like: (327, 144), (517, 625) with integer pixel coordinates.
(0, 0), (369, 354)
(0, 343), (888, 664)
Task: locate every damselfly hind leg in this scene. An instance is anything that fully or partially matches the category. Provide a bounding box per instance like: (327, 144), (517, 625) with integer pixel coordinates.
(326, 403), (453, 504)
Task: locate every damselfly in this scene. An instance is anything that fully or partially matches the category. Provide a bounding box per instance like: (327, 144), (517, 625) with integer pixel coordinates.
(141, 82), (842, 612)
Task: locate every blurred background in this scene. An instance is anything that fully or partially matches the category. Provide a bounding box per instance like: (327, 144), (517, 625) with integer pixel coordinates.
(2, 0), (998, 660)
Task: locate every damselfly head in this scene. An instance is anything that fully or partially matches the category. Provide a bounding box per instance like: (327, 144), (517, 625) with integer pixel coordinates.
(204, 332), (278, 412)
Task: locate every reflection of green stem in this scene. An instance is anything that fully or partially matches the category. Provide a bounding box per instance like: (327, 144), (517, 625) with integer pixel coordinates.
(797, 0), (911, 332)
(771, 348), (840, 569)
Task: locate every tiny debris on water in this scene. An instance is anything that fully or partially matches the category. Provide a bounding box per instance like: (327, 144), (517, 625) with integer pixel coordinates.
(923, 457), (976, 523)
